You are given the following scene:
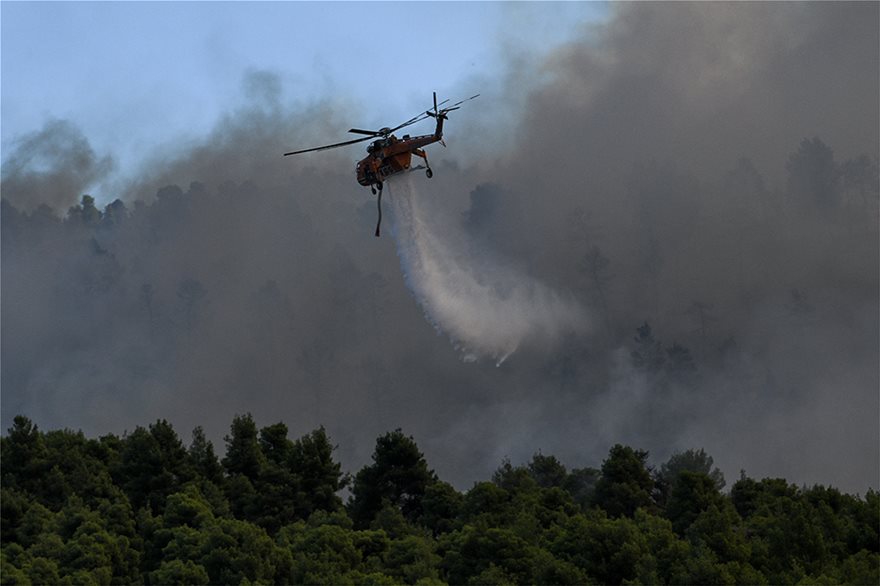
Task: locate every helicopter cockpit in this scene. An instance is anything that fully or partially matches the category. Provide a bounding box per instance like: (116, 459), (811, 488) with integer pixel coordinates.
(367, 138), (390, 154)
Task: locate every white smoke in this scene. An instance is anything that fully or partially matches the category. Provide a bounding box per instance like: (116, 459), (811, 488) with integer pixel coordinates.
(386, 175), (588, 365)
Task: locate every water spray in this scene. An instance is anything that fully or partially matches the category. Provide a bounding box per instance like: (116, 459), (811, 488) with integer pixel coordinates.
(385, 176), (589, 364)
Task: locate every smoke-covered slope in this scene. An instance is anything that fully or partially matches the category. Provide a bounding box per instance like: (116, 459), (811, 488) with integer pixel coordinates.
(2, 2), (878, 492)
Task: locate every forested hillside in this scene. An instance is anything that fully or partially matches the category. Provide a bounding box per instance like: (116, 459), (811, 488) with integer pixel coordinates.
(2, 415), (877, 585)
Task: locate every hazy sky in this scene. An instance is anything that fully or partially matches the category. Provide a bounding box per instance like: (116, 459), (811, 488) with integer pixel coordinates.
(1, 1), (607, 191)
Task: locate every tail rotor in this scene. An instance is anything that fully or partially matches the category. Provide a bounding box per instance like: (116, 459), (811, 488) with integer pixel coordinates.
(426, 91), (479, 121)
(426, 91), (448, 121)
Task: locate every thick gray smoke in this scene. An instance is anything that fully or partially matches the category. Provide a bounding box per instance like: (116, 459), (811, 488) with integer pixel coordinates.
(386, 176), (587, 364)
(2, 3), (878, 493)
(1, 119), (113, 212)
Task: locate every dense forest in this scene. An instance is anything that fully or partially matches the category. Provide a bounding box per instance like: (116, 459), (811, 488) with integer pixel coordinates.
(2, 415), (877, 585)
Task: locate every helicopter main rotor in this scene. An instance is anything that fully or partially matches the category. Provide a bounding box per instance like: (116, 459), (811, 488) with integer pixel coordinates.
(283, 92), (479, 157)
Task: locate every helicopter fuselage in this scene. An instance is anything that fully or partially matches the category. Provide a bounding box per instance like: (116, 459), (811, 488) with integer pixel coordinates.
(355, 118), (444, 187)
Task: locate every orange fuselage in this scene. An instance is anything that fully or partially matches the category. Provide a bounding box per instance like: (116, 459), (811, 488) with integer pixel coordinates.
(356, 119), (443, 187)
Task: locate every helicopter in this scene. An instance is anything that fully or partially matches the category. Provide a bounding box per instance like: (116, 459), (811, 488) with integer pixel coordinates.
(283, 92), (479, 236)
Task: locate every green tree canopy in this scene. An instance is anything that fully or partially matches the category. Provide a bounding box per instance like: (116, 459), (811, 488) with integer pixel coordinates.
(2, 414), (877, 586)
(349, 429), (434, 528)
(592, 444), (655, 518)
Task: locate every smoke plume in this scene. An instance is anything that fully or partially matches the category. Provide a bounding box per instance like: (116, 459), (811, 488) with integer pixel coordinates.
(2, 2), (878, 493)
(1, 119), (113, 212)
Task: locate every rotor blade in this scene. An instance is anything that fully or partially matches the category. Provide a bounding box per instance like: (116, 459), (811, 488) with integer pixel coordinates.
(447, 93), (480, 109)
(401, 113), (428, 125)
(404, 102), (444, 125)
(283, 134), (373, 156)
(388, 112), (432, 133)
(348, 128), (380, 136)
(388, 95), (452, 133)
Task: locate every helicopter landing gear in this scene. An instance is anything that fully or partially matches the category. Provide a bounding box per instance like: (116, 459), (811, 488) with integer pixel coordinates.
(414, 147), (433, 178)
(374, 181), (384, 238)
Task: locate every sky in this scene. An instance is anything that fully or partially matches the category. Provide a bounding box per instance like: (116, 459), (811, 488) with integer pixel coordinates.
(1, 2), (878, 495)
(1, 1), (607, 195)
